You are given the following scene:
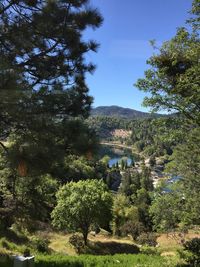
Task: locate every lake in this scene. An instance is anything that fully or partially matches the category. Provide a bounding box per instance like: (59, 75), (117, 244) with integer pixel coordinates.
(99, 144), (139, 168)
(109, 157), (132, 168)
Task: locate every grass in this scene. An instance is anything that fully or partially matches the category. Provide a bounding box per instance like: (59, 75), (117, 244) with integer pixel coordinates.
(1, 228), (199, 267)
(35, 254), (180, 267)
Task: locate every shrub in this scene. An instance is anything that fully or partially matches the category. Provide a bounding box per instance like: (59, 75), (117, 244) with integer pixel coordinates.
(120, 221), (145, 240)
(69, 234), (85, 254)
(23, 248), (31, 257)
(137, 232), (158, 247)
(179, 238), (200, 266)
(140, 245), (160, 255)
(0, 238), (10, 250)
(32, 237), (50, 253)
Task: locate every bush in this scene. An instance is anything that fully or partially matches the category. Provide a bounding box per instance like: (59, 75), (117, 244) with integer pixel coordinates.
(0, 238), (10, 250)
(137, 232), (158, 247)
(140, 245), (160, 255)
(69, 234), (85, 254)
(23, 248), (31, 257)
(179, 238), (200, 266)
(120, 221), (145, 240)
(32, 237), (50, 253)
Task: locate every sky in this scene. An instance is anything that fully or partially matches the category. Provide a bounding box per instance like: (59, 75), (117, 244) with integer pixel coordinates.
(84, 0), (192, 112)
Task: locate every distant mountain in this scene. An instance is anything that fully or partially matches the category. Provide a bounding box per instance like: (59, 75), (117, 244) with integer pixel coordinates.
(91, 106), (162, 119)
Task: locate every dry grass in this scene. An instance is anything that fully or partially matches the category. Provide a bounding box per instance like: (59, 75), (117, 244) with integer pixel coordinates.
(157, 231), (200, 255)
(35, 231), (76, 255)
(36, 230), (137, 256)
(33, 229), (200, 256)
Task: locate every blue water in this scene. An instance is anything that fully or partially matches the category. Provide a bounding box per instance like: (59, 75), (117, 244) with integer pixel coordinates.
(109, 157), (132, 168)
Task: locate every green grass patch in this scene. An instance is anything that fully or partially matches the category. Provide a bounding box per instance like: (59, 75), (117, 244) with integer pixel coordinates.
(36, 254), (180, 267)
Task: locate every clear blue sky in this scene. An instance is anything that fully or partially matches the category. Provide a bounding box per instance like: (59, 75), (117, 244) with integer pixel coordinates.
(85, 0), (192, 112)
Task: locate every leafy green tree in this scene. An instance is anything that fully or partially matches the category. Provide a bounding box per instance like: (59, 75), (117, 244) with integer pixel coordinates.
(166, 128), (200, 225)
(51, 155), (95, 184)
(0, 148), (58, 229)
(51, 179), (112, 245)
(150, 190), (183, 232)
(100, 155), (111, 168)
(135, 1), (200, 126)
(135, 0), (200, 231)
(111, 194), (139, 236)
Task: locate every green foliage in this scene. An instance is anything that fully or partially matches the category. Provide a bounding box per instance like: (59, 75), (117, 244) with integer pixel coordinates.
(179, 238), (200, 266)
(32, 237), (50, 253)
(52, 179), (112, 244)
(135, 0), (200, 234)
(120, 221), (145, 240)
(88, 115), (182, 158)
(0, 158), (58, 228)
(135, 1), (200, 127)
(0, 238), (11, 250)
(111, 194), (139, 236)
(150, 190), (183, 232)
(0, 237), (20, 252)
(120, 170), (141, 197)
(53, 155), (96, 183)
(35, 254), (179, 267)
(140, 246), (160, 256)
(136, 232), (158, 247)
(69, 234), (85, 254)
(0, 254), (13, 267)
(0, 0), (102, 230)
(23, 248), (31, 257)
(0, 0), (102, 128)
(0, 0), (102, 165)
(165, 128), (200, 225)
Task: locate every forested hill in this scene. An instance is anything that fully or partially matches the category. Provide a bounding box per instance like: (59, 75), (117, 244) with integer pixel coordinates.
(91, 106), (162, 119)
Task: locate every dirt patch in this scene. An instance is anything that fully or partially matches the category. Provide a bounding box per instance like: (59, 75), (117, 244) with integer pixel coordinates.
(112, 129), (132, 139)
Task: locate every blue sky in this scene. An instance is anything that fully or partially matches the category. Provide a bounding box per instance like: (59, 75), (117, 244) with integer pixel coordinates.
(85, 0), (192, 112)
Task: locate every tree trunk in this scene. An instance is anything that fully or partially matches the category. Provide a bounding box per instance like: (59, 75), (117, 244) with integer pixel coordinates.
(83, 229), (88, 246)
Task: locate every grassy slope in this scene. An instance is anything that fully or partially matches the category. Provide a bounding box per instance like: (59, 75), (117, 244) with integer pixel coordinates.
(1, 229), (200, 266)
(35, 254), (179, 267)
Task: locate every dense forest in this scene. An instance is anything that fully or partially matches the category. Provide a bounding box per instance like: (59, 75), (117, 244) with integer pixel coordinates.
(0, 0), (199, 266)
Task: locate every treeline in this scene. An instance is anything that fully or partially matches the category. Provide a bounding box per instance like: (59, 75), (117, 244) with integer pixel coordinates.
(87, 115), (185, 157)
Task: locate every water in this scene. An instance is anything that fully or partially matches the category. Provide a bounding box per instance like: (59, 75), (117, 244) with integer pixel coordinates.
(99, 145), (137, 168)
(109, 157), (132, 168)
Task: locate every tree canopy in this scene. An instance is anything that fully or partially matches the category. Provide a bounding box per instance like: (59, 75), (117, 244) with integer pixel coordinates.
(135, 1), (200, 126)
(0, 0), (102, 141)
(51, 179), (112, 245)
(0, 0), (102, 228)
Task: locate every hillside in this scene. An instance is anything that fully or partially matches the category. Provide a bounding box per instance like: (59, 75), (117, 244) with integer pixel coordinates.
(91, 106), (161, 119)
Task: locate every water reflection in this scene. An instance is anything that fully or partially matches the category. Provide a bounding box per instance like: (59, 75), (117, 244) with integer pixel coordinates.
(99, 145), (139, 168)
(109, 157), (132, 168)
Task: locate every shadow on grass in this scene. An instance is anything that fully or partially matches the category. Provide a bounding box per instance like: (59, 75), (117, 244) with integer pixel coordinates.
(85, 240), (140, 255)
(0, 228), (28, 245)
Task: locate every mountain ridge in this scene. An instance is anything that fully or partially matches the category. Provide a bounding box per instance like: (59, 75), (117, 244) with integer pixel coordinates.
(91, 105), (161, 119)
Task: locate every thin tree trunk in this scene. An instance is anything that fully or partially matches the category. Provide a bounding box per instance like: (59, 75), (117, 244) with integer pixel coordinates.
(83, 229), (88, 246)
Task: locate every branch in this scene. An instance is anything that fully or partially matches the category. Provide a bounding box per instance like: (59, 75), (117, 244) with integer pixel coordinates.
(0, 0), (15, 15)
(0, 141), (8, 153)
